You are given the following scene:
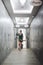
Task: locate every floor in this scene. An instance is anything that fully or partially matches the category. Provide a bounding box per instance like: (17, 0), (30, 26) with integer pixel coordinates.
(2, 49), (41, 65)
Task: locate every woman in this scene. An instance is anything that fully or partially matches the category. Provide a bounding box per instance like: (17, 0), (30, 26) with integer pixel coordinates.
(19, 30), (23, 49)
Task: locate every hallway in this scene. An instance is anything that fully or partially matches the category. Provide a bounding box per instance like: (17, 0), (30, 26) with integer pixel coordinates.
(0, 0), (43, 65)
(2, 49), (40, 65)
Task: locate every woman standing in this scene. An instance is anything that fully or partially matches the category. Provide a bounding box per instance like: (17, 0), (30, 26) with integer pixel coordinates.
(19, 30), (23, 50)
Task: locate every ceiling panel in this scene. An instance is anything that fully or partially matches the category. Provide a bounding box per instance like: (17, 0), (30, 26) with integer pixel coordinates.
(15, 17), (29, 25)
(10, 0), (34, 14)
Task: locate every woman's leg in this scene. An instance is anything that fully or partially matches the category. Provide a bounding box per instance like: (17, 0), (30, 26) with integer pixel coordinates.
(19, 41), (22, 50)
(20, 42), (22, 49)
(19, 41), (21, 49)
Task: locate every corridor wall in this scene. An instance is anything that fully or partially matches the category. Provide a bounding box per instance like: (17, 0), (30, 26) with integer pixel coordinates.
(14, 28), (18, 48)
(26, 28), (30, 48)
(0, 0), (14, 64)
(30, 5), (43, 64)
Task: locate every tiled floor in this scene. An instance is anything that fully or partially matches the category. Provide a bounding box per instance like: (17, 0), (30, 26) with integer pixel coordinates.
(2, 49), (41, 65)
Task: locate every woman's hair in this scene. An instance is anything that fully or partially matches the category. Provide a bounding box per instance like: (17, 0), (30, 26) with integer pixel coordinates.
(20, 30), (22, 32)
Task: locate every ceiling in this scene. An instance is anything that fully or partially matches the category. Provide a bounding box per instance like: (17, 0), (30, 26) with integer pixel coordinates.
(2, 0), (43, 28)
(10, 0), (34, 14)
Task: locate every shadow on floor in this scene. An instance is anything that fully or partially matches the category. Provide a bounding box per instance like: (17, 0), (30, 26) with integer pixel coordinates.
(33, 48), (43, 65)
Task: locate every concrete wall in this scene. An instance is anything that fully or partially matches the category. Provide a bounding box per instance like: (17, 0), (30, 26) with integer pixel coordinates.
(14, 28), (18, 48)
(26, 28), (30, 48)
(30, 5), (43, 64)
(30, 5), (43, 49)
(0, 0), (14, 64)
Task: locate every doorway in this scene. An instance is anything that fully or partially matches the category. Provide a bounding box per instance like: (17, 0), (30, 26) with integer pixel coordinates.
(18, 28), (27, 48)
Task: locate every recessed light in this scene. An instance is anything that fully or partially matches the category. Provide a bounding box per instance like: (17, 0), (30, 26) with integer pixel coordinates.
(21, 19), (24, 22)
(19, 0), (26, 6)
(16, 25), (20, 27)
(15, 17), (29, 24)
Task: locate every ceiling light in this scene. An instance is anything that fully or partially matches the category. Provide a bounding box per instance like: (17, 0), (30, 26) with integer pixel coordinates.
(21, 19), (24, 22)
(10, 0), (34, 14)
(24, 25), (28, 27)
(15, 17), (29, 25)
(13, 9), (33, 14)
(10, 0), (14, 11)
(16, 25), (20, 27)
(19, 0), (26, 6)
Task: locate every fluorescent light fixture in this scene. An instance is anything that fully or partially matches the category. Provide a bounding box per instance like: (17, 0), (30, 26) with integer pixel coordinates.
(21, 18), (24, 22)
(10, 0), (14, 12)
(16, 25), (20, 27)
(15, 17), (29, 24)
(19, 0), (26, 6)
(10, 0), (34, 14)
(13, 9), (33, 14)
(24, 25), (28, 27)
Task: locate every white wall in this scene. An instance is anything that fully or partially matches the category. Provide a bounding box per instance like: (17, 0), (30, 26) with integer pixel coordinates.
(30, 5), (43, 49)
(0, 0), (14, 64)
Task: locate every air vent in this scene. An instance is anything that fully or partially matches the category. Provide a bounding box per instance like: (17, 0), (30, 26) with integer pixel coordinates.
(31, 0), (42, 6)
